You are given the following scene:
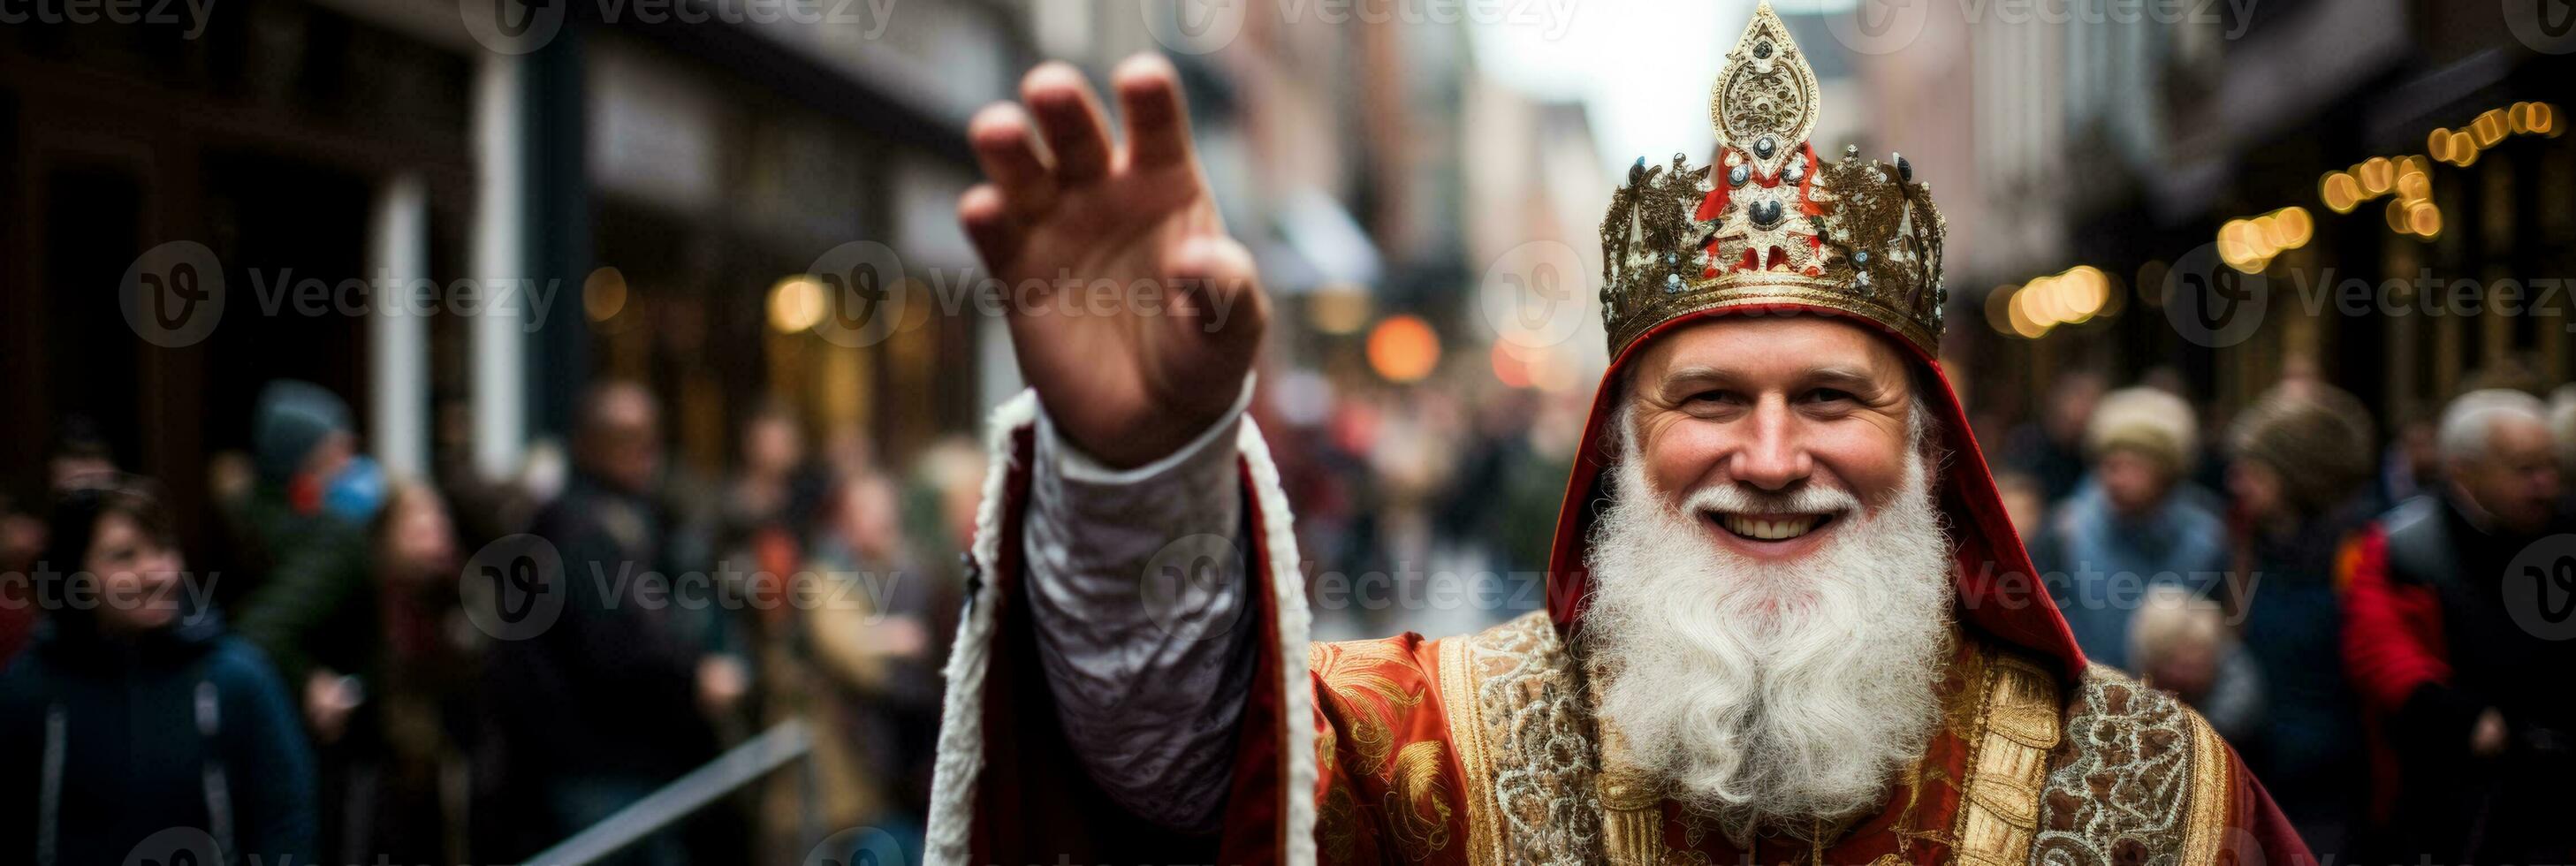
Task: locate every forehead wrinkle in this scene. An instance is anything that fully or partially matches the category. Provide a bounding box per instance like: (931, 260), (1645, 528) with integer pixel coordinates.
(1653, 363), (1895, 393)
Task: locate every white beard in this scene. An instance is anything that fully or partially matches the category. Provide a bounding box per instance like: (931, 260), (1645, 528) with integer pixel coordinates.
(1582, 419), (1956, 842)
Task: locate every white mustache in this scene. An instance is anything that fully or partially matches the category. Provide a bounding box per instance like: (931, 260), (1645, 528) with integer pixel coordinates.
(1677, 482), (1861, 517)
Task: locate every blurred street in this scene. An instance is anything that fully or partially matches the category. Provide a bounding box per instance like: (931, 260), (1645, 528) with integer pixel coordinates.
(5, 0), (2576, 862)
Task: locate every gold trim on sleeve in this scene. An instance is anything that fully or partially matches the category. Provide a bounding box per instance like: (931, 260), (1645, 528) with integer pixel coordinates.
(2177, 710), (2232, 865)
(1949, 646), (2063, 866)
(1439, 634), (1506, 866)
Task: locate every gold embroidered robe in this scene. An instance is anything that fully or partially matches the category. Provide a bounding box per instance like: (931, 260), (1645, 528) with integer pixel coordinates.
(1310, 611), (2287, 866)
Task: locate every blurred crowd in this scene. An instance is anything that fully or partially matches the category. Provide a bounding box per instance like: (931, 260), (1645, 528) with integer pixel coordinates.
(1262, 372), (1594, 643)
(0, 379), (987, 866)
(1987, 364), (2576, 862)
(6, 356), (2576, 864)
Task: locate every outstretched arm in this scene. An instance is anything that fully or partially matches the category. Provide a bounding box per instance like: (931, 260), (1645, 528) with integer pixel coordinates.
(957, 55), (1274, 832)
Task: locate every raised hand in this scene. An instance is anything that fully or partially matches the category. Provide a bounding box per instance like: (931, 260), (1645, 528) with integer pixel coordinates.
(958, 56), (1269, 469)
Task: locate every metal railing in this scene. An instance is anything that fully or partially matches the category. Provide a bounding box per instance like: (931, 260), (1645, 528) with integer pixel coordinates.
(521, 718), (815, 866)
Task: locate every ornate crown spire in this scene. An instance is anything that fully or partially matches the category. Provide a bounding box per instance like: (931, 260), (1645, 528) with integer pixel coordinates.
(1600, 1), (1948, 358)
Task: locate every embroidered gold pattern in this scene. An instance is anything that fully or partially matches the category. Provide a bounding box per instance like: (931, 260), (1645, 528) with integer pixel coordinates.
(1417, 612), (2241, 864)
(1437, 635), (1502, 866)
(1948, 648), (2063, 866)
(1384, 740), (1455, 857)
(2178, 711), (2232, 865)
(1318, 771), (1363, 864)
(1591, 661), (1665, 866)
(2031, 666), (2217, 864)
(1313, 640), (1431, 773)
(1439, 612), (1601, 865)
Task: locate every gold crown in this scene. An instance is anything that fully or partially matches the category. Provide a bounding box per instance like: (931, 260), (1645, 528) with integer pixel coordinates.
(1600, 2), (1948, 358)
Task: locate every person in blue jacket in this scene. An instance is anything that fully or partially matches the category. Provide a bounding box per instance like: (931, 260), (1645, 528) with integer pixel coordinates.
(1, 480), (315, 866)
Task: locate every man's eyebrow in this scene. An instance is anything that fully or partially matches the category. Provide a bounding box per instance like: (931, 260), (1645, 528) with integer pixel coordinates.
(1804, 367), (1884, 391)
(1657, 365), (1892, 391)
(1657, 365), (1741, 388)
(1659, 366), (1885, 386)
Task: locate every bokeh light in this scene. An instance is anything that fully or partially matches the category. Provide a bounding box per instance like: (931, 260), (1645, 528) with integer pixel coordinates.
(767, 276), (827, 334)
(1366, 315), (1441, 383)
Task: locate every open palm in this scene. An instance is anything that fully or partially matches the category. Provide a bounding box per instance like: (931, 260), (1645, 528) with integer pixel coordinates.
(958, 57), (1268, 469)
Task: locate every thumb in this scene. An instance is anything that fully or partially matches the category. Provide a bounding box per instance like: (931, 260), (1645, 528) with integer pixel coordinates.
(1165, 234), (1268, 349)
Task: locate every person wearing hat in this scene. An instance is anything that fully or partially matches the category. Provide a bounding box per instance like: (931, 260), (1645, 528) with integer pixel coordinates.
(2224, 384), (2381, 850)
(921, 6), (2311, 863)
(230, 380), (383, 695)
(2027, 386), (2231, 671)
(229, 379), (387, 859)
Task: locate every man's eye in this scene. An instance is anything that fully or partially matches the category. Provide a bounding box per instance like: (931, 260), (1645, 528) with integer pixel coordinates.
(1803, 388), (1854, 403)
(1686, 390), (1741, 406)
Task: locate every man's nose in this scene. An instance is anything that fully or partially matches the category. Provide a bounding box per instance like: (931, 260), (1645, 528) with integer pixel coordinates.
(1731, 400), (1812, 491)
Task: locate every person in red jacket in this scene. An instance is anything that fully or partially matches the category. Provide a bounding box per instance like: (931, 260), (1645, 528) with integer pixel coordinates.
(2341, 388), (2576, 862)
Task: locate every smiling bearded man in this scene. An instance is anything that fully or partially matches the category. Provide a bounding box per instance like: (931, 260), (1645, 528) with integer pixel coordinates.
(920, 4), (2314, 865)
(1584, 364), (1956, 845)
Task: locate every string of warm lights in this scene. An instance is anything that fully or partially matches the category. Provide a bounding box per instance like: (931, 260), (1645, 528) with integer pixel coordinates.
(2309, 102), (2561, 247)
(2429, 102), (2558, 167)
(1987, 265), (2119, 339)
(1980, 102), (2558, 340)
(2218, 206), (2315, 274)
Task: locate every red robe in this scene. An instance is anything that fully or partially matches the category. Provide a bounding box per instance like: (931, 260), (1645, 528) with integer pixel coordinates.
(923, 308), (2317, 866)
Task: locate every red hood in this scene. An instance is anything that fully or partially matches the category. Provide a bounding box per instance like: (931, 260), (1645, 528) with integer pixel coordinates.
(1543, 303), (2088, 681)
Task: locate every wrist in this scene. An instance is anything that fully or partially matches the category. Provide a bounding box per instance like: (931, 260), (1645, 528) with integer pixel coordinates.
(1048, 376), (1255, 483)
